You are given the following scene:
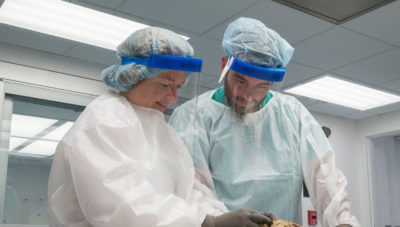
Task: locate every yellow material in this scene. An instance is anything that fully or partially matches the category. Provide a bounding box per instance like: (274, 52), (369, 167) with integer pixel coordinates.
(260, 219), (302, 227)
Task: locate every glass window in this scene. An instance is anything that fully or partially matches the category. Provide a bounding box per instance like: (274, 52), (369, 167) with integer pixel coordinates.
(0, 94), (84, 225)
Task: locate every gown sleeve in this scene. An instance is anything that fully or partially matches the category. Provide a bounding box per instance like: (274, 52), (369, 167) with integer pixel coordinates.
(169, 102), (217, 192)
(297, 101), (360, 227)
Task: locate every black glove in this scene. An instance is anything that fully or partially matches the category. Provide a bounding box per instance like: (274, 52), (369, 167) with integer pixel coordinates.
(202, 209), (276, 227)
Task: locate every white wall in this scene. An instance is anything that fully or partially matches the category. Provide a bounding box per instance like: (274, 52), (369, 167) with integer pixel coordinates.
(0, 42), (198, 106)
(0, 42), (106, 106)
(0, 42), (105, 81)
(301, 110), (400, 227)
(356, 111), (400, 227)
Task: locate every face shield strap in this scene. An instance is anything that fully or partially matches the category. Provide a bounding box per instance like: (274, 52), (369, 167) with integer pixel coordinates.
(218, 56), (234, 83)
(218, 56), (286, 83)
(121, 54), (203, 72)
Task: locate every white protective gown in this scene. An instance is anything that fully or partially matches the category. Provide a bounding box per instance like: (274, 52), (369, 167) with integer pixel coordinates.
(47, 91), (227, 227)
(169, 89), (360, 227)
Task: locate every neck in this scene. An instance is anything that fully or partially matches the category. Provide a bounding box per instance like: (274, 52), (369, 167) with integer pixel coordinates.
(120, 90), (135, 105)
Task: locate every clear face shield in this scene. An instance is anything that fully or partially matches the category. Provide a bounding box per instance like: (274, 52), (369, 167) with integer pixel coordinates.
(121, 54), (201, 117)
(218, 56), (285, 116)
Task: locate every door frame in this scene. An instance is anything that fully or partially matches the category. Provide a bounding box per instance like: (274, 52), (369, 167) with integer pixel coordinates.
(366, 130), (400, 227)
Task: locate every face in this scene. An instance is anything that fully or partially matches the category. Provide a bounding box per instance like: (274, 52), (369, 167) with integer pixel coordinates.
(222, 56), (272, 115)
(123, 70), (187, 112)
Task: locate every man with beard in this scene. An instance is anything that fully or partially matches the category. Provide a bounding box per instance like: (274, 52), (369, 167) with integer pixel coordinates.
(169, 17), (360, 227)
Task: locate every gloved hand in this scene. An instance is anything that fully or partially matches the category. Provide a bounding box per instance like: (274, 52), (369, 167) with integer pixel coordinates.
(202, 209), (276, 227)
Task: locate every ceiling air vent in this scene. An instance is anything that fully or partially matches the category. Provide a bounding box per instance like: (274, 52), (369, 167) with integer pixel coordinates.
(273, 0), (395, 24)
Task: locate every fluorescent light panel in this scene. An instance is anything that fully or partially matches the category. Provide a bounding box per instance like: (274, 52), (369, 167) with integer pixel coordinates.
(0, 0), (189, 50)
(285, 76), (400, 110)
(11, 114), (57, 138)
(9, 116), (73, 156)
(18, 139), (59, 156)
(9, 136), (28, 151)
(42, 121), (73, 141)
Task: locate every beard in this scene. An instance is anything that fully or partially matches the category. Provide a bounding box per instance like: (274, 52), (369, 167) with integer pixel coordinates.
(224, 79), (263, 115)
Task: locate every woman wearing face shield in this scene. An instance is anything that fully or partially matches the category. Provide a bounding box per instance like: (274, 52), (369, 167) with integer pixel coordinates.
(47, 27), (275, 227)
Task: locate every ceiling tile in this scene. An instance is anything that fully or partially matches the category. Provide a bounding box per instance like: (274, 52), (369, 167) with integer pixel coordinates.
(333, 48), (400, 85)
(116, 0), (257, 35)
(365, 101), (400, 115)
(289, 95), (319, 106)
(343, 111), (375, 120)
(188, 36), (225, 76)
(115, 10), (182, 34)
(306, 102), (357, 117)
(271, 0), (394, 24)
(342, 1), (400, 46)
(65, 44), (119, 66)
(381, 78), (400, 94)
(204, 0), (334, 44)
(292, 27), (392, 71)
(0, 24), (76, 55)
(283, 62), (324, 88)
(70, 0), (125, 10)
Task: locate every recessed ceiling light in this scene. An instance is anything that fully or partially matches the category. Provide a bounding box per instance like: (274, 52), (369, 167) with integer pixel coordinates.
(0, 0), (189, 50)
(9, 136), (28, 151)
(18, 139), (58, 156)
(285, 76), (400, 111)
(42, 121), (73, 141)
(11, 114), (57, 138)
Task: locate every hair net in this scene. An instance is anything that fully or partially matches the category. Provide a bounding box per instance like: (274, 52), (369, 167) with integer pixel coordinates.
(222, 17), (294, 68)
(102, 27), (194, 91)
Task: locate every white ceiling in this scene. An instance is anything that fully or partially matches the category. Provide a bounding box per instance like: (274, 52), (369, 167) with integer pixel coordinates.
(0, 0), (399, 120)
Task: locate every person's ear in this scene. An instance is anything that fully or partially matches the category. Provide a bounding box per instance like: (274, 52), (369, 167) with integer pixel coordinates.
(221, 56), (228, 71)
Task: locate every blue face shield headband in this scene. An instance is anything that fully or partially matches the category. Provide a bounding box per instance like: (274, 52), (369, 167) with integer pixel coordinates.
(218, 56), (286, 83)
(121, 54), (203, 72)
